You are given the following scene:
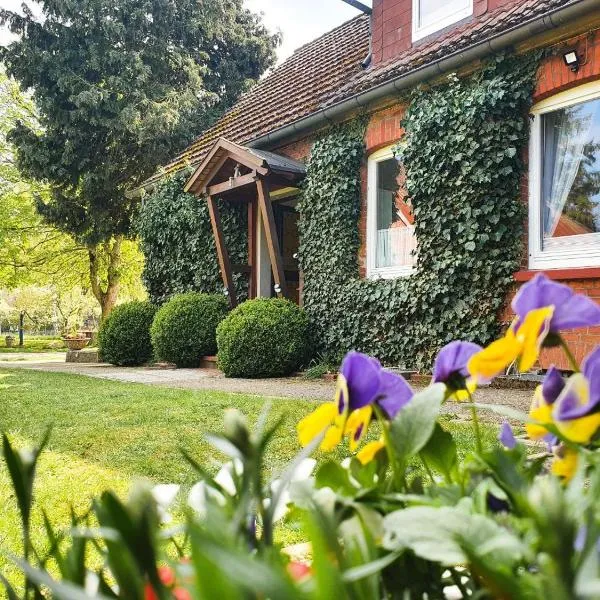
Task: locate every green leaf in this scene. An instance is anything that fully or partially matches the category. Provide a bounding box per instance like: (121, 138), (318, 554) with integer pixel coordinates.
(382, 505), (525, 566)
(389, 384), (445, 469)
(420, 423), (458, 483)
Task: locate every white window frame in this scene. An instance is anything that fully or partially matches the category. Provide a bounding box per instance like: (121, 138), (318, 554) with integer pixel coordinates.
(412, 0), (473, 42)
(367, 145), (416, 279)
(529, 79), (600, 270)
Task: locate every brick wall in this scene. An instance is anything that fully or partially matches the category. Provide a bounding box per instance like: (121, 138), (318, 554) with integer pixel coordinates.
(507, 29), (600, 371)
(371, 0), (519, 67)
(372, 0), (412, 65)
(273, 29), (600, 372)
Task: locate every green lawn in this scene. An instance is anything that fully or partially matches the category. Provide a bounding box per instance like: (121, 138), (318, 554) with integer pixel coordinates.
(0, 335), (67, 353)
(0, 368), (499, 587)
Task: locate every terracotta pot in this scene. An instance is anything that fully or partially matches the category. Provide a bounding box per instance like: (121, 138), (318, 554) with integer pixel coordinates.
(63, 337), (89, 351)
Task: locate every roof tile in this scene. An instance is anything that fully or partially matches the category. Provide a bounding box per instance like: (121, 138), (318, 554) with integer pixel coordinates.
(146, 0), (577, 187)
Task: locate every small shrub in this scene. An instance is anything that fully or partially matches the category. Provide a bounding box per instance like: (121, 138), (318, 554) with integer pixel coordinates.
(217, 298), (310, 378)
(98, 301), (156, 366)
(151, 293), (228, 368)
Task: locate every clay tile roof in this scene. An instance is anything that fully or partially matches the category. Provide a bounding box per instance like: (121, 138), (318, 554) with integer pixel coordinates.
(143, 14), (371, 188)
(146, 0), (577, 189)
(325, 0), (573, 106)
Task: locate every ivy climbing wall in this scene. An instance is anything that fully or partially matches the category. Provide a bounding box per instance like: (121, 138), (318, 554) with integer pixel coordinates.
(137, 171), (248, 305)
(299, 53), (541, 370)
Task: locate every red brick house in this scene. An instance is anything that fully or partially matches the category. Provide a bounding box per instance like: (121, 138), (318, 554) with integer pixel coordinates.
(142, 0), (600, 370)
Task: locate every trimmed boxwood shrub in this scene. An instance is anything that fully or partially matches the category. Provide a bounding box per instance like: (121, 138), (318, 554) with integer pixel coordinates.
(98, 301), (157, 366)
(216, 298), (310, 378)
(151, 293), (228, 368)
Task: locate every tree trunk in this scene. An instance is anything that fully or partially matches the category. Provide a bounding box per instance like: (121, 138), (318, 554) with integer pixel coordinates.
(88, 235), (123, 321)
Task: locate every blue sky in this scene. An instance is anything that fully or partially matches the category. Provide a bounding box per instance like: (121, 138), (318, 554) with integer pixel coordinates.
(0, 1), (371, 56)
(245, 0), (371, 63)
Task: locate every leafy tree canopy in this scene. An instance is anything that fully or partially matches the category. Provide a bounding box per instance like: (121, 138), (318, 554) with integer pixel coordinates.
(0, 0), (279, 245)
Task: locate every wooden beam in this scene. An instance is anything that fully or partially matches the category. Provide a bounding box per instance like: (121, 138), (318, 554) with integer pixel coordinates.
(207, 195), (237, 307)
(185, 138), (269, 193)
(248, 199), (257, 299)
(206, 172), (258, 197)
(256, 178), (287, 299)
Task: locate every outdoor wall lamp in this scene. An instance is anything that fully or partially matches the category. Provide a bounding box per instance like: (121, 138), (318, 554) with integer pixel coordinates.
(274, 284), (282, 294)
(563, 49), (580, 72)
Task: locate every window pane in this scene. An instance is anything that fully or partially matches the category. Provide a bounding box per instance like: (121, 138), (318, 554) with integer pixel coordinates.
(542, 97), (600, 242)
(375, 158), (416, 269)
(419, 0), (470, 28)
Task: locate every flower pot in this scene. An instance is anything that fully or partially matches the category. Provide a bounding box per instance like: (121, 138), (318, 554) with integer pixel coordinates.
(5, 335), (15, 348)
(63, 337), (89, 351)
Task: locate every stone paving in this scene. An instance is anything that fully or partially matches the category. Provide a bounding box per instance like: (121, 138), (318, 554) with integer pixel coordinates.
(0, 354), (533, 424)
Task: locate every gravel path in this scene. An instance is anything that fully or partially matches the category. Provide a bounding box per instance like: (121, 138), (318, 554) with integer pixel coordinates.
(0, 356), (533, 424)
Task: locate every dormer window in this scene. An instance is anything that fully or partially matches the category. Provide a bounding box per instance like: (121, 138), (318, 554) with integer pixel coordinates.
(412, 0), (473, 42)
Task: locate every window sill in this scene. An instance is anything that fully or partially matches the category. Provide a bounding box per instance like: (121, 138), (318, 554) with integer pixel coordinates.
(514, 268), (600, 282)
(368, 267), (415, 280)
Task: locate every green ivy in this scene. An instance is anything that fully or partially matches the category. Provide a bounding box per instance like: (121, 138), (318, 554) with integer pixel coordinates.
(299, 53), (541, 370)
(137, 171), (248, 304)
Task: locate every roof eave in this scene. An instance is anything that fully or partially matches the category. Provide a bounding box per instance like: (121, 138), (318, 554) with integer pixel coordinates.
(246, 0), (599, 150)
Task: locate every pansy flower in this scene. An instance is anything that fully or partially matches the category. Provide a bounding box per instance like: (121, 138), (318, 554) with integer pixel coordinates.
(552, 347), (600, 444)
(499, 421), (517, 449)
(551, 445), (579, 482)
(512, 274), (600, 338)
(432, 341), (482, 401)
(297, 351), (413, 456)
(468, 307), (553, 381)
(526, 366), (564, 441)
(469, 274), (600, 382)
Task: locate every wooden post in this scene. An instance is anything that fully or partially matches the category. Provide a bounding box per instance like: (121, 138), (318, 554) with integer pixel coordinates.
(248, 199), (257, 299)
(256, 179), (287, 299)
(207, 195), (237, 307)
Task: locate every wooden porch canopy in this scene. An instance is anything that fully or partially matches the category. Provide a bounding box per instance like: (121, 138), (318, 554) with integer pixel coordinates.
(184, 137), (306, 307)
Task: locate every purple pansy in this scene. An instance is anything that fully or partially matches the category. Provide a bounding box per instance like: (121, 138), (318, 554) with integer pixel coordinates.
(542, 366), (565, 405)
(554, 347), (600, 421)
(499, 421), (517, 449)
(433, 341), (482, 384)
(512, 274), (600, 333)
(338, 351), (414, 420)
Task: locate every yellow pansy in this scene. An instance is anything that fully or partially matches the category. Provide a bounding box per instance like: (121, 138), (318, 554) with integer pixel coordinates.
(298, 403), (339, 450)
(552, 373), (600, 444)
(468, 307), (554, 382)
(345, 405), (373, 452)
(526, 386), (553, 441)
(356, 439), (385, 464)
(551, 446), (579, 482)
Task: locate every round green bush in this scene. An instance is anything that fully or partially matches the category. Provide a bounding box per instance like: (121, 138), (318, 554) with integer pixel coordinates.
(151, 292), (228, 368)
(98, 301), (157, 366)
(216, 298), (310, 378)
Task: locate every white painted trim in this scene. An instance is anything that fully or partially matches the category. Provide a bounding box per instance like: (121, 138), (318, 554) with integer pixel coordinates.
(412, 0), (473, 43)
(528, 79), (600, 270)
(366, 145), (416, 280)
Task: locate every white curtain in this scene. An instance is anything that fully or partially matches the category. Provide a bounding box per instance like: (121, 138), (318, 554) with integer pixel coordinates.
(544, 107), (594, 237)
(376, 227), (416, 269)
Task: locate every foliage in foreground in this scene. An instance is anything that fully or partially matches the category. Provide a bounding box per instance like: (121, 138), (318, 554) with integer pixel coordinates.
(151, 293), (228, 368)
(98, 301), (157, 367)
(217, 298), (310, 378)
(3, 275), (600, 599)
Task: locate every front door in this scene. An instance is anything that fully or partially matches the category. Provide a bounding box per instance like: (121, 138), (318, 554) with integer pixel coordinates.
(273, 204), (300, 304)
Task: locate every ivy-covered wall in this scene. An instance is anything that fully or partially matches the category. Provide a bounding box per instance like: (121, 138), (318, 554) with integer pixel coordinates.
(137, 171), (248, 304)
(299, 53), (541, 370)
